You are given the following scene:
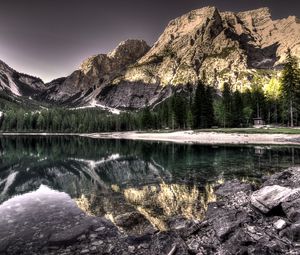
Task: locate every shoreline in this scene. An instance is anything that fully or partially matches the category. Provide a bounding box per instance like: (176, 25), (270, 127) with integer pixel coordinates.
(1, 130), (300, 145)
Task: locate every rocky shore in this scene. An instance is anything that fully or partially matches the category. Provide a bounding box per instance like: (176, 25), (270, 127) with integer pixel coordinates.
(2, 168), (300, 254)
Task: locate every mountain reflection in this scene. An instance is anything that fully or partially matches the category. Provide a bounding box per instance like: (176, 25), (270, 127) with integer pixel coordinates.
(1, 136), (300, 231)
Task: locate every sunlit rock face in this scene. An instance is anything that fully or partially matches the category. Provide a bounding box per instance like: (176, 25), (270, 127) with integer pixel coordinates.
(123, 7), (300, 90)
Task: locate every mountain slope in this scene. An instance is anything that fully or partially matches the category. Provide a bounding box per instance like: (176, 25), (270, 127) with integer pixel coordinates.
(0, 60), (45, 97)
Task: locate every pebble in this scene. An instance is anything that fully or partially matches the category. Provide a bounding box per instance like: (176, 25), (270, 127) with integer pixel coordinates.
(89, 233), (98, 239)
(274, 219), (287, 230)
(92, 240), (103, 246)
(128, 245), (135, 253)
(95, 227), (105, 232)
(77, 234), (86, 241)
(138, 243), (150, 249)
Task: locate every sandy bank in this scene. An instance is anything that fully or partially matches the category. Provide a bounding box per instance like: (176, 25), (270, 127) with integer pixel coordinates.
(1, 131), (300, 144)
(81, 131), (300, 145)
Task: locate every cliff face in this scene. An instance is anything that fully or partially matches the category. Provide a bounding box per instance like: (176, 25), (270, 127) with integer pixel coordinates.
(122, 7), (300, 90)
(2, 7), (300, 110)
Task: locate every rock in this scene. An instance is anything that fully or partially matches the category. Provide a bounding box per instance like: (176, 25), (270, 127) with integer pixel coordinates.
(282, 197), (300, 222)
(91, 240), (103, 246)
(128, 245), (135, 253)
(250, 185), (300, 214)
(49, 223), (91, 245)
(114, 211), (156, 235)
(274, 219), (287, 230)
(215, 180), (253, 197)
(290, 222), (300, 242)
(149, 232), (189, 255)
(94, 227), (105, 232)
(212, 209), (249, 241)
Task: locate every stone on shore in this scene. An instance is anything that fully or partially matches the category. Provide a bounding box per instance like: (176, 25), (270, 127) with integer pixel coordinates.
(250, 185), (300, 213)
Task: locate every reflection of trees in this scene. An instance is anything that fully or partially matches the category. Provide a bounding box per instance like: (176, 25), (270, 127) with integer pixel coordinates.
(1, 136), (300, 229)
(122, 182), (217, 230)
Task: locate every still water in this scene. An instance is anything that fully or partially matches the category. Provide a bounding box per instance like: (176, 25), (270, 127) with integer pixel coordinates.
(0, 136), (299, 235)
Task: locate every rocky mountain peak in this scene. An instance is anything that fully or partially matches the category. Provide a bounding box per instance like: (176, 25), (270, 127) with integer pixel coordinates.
(80, 39), (150, 76)
(108, 39), (150, 62)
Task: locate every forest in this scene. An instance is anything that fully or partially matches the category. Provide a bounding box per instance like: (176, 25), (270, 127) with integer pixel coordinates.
(0, 50), (299, 133)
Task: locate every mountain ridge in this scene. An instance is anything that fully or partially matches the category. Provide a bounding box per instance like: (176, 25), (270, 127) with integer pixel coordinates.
(1, 6), (300, 110)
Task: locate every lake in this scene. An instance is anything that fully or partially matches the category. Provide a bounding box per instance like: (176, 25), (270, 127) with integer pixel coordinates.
(0, 136), (300, 251)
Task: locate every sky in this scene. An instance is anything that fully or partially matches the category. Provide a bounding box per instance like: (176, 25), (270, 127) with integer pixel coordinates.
(0, 0), (299, 82)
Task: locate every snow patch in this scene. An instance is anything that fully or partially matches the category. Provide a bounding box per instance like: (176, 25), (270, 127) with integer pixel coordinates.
(253, 58), (274, 67)
(6, 73), (21, 96)
(1, 172), (18, 195)
(72, 99), (121, 115)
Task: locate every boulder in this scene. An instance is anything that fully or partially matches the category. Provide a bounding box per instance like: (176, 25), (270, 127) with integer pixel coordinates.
(282, 198), (300, 222)
(291, 222), (300, 242)
(250, 185), (300, 214)
(213, 209), (249, 241)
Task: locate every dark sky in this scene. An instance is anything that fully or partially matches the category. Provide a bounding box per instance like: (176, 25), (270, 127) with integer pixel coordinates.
(0, 0), (299, 82)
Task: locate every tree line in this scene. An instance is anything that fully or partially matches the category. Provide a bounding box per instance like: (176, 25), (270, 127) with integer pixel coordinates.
(0, 50), (299, 132)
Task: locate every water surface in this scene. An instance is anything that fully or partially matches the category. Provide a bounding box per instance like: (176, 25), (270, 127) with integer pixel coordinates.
(0, 136), (299, 234)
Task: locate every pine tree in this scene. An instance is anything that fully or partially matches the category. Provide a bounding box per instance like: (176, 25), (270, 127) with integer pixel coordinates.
(204, 86), (215, 128)
(281, 49), (300, 127)
(192, 81), (206, 129)
(232, 90), (243, 127)
(222, 83), (232, 127)
(173, 93), (187, 129)
(141, 106), (152, 130)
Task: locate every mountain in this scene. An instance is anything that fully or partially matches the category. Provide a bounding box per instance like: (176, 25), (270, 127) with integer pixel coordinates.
(122, 7), (300, 89)
(1, 7), (300, 111)
(0, 60), (45, 97)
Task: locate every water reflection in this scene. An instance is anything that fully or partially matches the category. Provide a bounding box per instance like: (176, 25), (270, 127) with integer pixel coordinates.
(1, 136), (300, 231)
(0, 185), (88, 253)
